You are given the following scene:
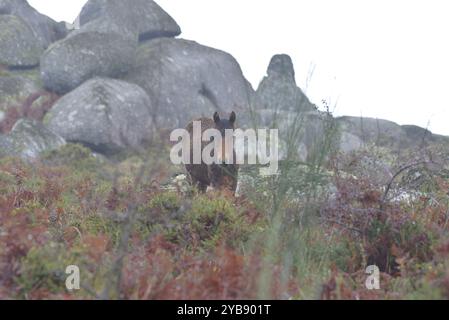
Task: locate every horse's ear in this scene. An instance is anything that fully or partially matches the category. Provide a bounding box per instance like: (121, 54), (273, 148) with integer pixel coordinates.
(229, 111), (236, 124)
(213, 112), (220, 123)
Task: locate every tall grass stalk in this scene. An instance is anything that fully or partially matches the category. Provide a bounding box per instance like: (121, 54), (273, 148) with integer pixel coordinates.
(243, 85), (340, 299)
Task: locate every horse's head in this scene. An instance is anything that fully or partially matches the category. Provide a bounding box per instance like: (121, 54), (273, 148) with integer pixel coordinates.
(213, 111), (236, 165)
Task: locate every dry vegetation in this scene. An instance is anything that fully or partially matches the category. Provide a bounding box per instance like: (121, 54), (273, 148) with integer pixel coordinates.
(0, 90), (59, 134)
(1, 93), (449, 300)
(0, 138), (448, 300)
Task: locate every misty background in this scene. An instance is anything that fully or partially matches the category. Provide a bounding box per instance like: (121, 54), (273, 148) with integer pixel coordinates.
(28, 0), (449, 135)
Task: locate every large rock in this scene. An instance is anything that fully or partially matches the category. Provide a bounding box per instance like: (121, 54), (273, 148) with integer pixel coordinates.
(339, 131), (364, 153)
(125, 38), (254, 129)
(337, 116), (411, 150)
(0, 0), (67, 49)
(0, 15), (43, 68)
(250, 55), (449, 160)
(336, 116), (449, 153)
(40, 31), (137, 94)
(78, 0), (181, 41)
(44, 78), (154, 154)
(254, 54), (316, 113)
(0, 119), (66, 159)
(252, 108), (449, 161)
(244, 54), (319, 158)
(69, 13), (138, 42)
(401, 125), (448, 145)
(242, 108), (331, 162)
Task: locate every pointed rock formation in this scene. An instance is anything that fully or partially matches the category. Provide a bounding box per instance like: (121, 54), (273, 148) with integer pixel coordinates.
(255, 54), (315, 113)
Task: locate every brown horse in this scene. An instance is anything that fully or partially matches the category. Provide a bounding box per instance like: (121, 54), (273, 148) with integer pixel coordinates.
(185, 112), (238, 193)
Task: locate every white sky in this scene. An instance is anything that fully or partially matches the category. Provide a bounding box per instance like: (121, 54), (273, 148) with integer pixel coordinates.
(28, 0), (449, 136)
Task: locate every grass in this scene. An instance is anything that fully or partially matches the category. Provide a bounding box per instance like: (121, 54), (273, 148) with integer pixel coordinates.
(0, 99), (449, 299)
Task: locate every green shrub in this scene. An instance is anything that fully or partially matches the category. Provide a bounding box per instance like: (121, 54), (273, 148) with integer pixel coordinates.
(181, 195), (255, 250)
(42, 143), (103, 172)
(16, 243), (85, 297)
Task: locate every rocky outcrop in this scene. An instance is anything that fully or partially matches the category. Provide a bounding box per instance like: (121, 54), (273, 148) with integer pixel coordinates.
(336, 116), (449, 153)
(125, 38), (254, 129)
(254, 109), (448, 162)
(249, 108), (331, 162)
(0, 0), (67, 50)
(254, 54), (316, 113)
(78, 0), (181, 41)
(248, 55), (324, 161)
(40, 0), (183, 94)
(401, 125), (448, 145)
(250, 54), (449, 160)
(40, 31), (137, 94)
(0, 15), (43, 68)
(0, 119), (65, 159)
(337, 116), (409, 149)
(246, 54), (324, 161)
(44, 78), (154, 154)
(1, 1), (447, 163)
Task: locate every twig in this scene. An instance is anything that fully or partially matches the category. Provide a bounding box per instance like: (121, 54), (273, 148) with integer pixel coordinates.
(380, 160), (434, 210)
(321, 217), (363, 234)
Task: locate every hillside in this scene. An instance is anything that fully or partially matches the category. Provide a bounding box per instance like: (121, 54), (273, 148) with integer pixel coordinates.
(1, 0), (449, 300)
